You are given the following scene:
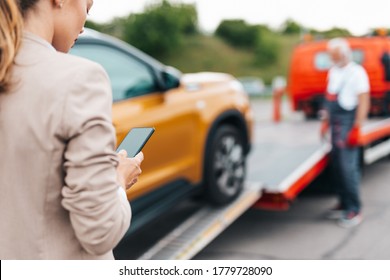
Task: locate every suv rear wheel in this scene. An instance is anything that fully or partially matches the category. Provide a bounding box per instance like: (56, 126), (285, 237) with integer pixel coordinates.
(204, 125), (246, 205)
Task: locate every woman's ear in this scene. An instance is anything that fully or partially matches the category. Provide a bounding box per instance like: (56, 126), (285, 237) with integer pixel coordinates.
(53, 0), (64, 9)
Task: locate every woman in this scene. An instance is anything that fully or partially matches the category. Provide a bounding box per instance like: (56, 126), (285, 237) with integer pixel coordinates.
(0, 0), (143, 259)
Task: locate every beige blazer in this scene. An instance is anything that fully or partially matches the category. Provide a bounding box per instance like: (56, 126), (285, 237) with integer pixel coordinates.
(0, 32), (131, 259)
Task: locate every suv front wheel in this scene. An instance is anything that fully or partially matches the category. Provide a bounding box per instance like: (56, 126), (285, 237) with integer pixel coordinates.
(204, 125), (246, 205)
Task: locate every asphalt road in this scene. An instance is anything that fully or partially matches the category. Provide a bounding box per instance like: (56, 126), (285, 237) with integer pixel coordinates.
(115, 98), (390, 260)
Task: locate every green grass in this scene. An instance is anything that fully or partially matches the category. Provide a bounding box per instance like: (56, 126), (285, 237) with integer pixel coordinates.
(157, 33), (301, 84)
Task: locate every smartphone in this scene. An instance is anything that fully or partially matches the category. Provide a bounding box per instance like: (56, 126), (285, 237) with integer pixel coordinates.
(116, 127), (155, 157)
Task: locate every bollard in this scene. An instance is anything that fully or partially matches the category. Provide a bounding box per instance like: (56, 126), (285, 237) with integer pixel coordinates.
(273, 88), (283, 122)
(271, 76), (286, 123)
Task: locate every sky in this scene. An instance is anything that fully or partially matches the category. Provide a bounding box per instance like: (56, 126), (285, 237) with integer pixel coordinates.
(89, 0), (390, 35)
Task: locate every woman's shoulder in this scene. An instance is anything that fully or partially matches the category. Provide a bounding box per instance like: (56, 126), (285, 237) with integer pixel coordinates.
(36, 51), (111, 99)
(18, 47), (112, 107)
(49, 52), (111, 101)
(51, 51), (107, 79)
(19, 33), (108, 79)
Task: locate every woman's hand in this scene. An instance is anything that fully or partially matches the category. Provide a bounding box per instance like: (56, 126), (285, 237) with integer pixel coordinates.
(116, 150), (144, 191)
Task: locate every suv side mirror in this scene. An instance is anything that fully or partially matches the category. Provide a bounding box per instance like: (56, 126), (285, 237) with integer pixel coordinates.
(162, 66), (181, 90)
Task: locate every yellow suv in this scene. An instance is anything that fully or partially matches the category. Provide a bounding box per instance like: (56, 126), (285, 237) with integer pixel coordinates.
(71, 29), (253, 233)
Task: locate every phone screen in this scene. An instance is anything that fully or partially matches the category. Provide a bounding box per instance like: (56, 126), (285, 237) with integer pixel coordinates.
(116, 127), (155, 157)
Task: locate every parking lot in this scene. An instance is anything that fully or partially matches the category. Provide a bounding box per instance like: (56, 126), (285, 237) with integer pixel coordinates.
(115, 98), (390, 260)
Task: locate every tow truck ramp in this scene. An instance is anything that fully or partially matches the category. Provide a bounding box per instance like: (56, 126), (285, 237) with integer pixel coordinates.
(138, 182), (264, 260)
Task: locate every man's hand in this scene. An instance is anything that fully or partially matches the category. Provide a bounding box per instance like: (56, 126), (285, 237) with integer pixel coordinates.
(320, 120), (329, 141)
(347, 125), (360, 146)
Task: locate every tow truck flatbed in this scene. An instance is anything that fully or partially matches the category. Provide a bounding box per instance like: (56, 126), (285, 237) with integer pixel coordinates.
(253, 118), (390, 209)
(138, 116), (390, 260)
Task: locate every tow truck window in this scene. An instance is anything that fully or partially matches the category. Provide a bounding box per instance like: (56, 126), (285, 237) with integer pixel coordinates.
(314, 50), (364, 70)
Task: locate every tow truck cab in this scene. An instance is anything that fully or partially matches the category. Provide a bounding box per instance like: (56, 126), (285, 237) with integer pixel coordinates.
(288, 36), (390, 118)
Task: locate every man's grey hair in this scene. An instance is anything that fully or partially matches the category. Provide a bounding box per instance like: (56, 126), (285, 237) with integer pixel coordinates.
(327, 37), (352, 62)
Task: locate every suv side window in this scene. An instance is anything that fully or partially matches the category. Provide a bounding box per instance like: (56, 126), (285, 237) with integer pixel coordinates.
(71, 43), (158, 102)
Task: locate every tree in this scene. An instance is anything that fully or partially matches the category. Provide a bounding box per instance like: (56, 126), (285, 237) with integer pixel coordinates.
(320, 27), (351, 38)
(172, 3), (198, 35)
(281, 19), (302, 34)
(85, 20), (105, 32)
(122, 0), (198, 57)
(215, 19), (258, 49)
(254, 29), (279, 67)
(215, 20), (279, 67)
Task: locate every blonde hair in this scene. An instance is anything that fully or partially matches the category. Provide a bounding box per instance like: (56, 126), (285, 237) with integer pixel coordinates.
(0, 0), (23, 93)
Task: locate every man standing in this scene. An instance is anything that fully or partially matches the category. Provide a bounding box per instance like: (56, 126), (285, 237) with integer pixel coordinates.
(321, 38), (370, 227)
